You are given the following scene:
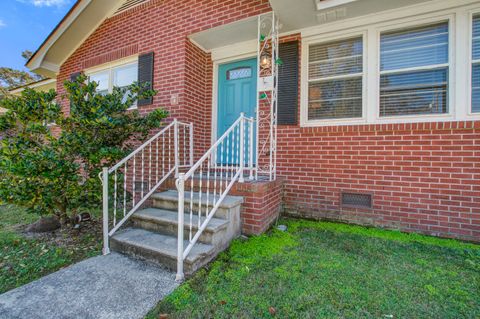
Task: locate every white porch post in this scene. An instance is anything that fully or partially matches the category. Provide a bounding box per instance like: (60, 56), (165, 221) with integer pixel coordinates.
(175, 173), (185, 282)
(174, 119), (179, 178)
(239, 113), (245, 183)
(102, 167), (110, 255)
(249, 117), (254, 180)
(189, 123), (194, 167)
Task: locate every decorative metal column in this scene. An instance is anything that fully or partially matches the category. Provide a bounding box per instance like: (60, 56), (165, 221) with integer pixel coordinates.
(256, 11), (280, 181)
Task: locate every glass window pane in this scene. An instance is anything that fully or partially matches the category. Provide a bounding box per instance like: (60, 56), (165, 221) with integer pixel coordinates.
(114, 63), (138, 88)
(308, 77), (363, 120)
(473, 15), (480, 60)
(227, 67), (251, 80)
(380, 23), (448, 71)
(380, 68), (448, 117)
(472, 63), (480, 113)
(472, 16), (480, 113)
(89, 71), (109, 92)
(307, 36), (363, 120)
(380, 22), (449, 117)
(309, 37), (363, 79)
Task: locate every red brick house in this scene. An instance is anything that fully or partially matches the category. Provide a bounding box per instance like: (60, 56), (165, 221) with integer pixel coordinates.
(26, 0), (480, 279)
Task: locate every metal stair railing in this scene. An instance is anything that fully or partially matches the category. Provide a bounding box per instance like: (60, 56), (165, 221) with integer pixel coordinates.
(100, 119), (193, 254)
(175, 113), (255, 281)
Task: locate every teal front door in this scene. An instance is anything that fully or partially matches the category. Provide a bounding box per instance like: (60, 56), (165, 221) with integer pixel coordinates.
(217, 58), (257, 164)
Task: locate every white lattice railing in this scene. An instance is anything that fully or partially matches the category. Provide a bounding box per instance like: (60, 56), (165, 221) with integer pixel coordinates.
(101, 119), (193, 254)
(175, 113), (255, 281)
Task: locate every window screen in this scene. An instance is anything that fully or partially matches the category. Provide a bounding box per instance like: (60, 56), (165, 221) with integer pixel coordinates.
(472, 15), (480, 113)
(379, 22), (449, 117)
(307, 37), (363, 120)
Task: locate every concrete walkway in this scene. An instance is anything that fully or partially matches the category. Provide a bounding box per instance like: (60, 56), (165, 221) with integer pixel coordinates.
(0, 253), (178, 319)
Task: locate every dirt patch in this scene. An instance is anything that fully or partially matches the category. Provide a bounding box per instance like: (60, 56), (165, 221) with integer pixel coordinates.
(25, 216), (61, 233)
(22, 219), (102, 250)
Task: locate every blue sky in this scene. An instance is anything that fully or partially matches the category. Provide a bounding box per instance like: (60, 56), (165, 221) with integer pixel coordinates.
(0, 0), (74, 71)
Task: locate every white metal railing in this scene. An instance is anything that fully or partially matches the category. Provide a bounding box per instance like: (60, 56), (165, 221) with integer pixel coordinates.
(175, 113), (255, 281)
(256, 12), (279, 181)
(101, 119), (193, 254)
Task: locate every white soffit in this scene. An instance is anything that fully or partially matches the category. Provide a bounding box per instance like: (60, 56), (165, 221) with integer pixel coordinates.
(189, 16), (258, 51)
(269, 0), (434, 32)
(27, 0), (125, 77)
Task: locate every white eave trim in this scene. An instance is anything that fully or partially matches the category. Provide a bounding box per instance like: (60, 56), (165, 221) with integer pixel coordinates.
(9, 78), (57, 94)
(26, 0), (125, 75)
(26, 0), (93, 72)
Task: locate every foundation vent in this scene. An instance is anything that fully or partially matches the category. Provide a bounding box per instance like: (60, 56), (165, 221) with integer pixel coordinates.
(114, 0), (148, 15)
(341, 192), (372, 209)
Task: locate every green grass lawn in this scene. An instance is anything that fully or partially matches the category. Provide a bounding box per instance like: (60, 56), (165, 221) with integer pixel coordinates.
(0, 205), (101, 293)
(148, 219), (480, 319)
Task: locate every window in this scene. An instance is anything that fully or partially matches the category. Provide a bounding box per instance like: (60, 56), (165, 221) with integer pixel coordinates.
(227, 67), (252, 80)
(88, 61), (138, 106)
(379, 22), (449, 117)
(472, 15), (480, 113)
(89, 71), (109, 95)
(307, 36), (363, 120)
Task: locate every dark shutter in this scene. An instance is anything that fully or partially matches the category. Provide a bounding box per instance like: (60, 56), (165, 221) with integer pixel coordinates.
(138, 52), (154, 106)
(278, 41), (299, 125)
(70, 72), (81, 82)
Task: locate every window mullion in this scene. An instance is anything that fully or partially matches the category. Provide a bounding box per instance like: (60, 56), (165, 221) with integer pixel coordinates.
(308, 72), (363, 83)
(380, 63), (449, 76)
(109, 68), (114, 94)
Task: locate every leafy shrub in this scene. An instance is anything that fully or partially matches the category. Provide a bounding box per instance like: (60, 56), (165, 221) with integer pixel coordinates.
(0, 75), (167, 222)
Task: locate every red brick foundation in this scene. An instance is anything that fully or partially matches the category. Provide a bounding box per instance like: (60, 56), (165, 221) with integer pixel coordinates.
(230, 178), (284, 235)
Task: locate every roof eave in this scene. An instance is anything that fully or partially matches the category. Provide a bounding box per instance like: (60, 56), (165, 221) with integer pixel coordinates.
(25, 0), (124, 76)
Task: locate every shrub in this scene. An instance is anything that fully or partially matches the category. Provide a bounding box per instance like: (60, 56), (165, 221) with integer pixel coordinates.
(0, 75), (167, 222)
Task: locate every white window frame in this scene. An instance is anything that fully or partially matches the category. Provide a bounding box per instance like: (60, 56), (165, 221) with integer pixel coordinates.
(374, 15), (455, 122)
(300, 30), (368, 127)
(85, 56), (139, 109)
(299, 0), (480, 127)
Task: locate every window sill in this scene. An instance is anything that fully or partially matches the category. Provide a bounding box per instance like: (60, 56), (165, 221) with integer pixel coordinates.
(374, 113), (453, 124)
(301, 117), (367, 127)
(299, 113), (466, 127)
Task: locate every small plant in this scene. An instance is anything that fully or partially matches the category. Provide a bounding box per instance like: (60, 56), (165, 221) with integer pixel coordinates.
(0, 75), (167, 223)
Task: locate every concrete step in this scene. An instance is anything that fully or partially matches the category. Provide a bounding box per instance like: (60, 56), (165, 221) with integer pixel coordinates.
(131, 208), (229, 244)
(110, 228), (217, 276)
(151, 190), (243, 220)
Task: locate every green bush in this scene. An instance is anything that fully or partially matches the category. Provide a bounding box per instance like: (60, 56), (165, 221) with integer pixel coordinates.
(0, 75), (167, 222)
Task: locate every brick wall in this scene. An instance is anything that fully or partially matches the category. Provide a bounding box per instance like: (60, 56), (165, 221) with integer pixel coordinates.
(184, 39), (212, 159)
(233, 178), (284, 235)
